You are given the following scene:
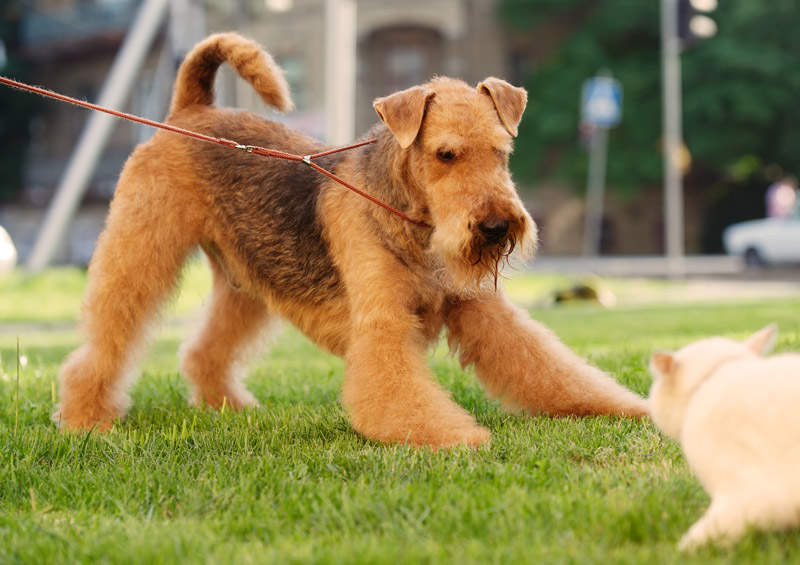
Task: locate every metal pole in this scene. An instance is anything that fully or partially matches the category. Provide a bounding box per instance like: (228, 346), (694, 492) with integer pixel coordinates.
(136, 40), (174, 144)
(661, 0), (685, 277)
(582, 126), (609, 256)
(324, 0), (356, 145)
(26, 0), (169, 271)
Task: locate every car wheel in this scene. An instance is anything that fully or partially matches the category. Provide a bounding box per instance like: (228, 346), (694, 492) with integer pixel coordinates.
(744, 247), (765, 268)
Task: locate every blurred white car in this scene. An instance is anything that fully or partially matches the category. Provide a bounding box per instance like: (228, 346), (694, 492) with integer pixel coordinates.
(723, 213), (800, 266)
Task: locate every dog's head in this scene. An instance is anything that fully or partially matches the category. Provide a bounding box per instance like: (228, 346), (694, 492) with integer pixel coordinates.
(374, 77), (537, 291)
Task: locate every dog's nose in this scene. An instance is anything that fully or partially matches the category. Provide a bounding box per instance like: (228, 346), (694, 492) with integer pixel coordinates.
(478, 218), (509, 244)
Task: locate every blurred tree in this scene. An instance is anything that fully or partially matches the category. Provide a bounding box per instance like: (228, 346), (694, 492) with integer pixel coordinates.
(500, 0), (800, 201)
(0, 0), (38, 203)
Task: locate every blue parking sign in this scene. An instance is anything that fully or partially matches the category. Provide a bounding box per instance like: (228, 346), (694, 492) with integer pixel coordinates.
(581, 76), (622, 128)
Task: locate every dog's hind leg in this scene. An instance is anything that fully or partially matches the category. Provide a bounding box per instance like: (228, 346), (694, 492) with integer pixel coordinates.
(179, 253), (272, 410)
(54, 162), (203, 431)
(445, 290), (648, 417)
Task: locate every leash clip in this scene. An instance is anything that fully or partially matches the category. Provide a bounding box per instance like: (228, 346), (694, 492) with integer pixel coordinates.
(235, 144), (255, 153)
(301, 155), (313, 166)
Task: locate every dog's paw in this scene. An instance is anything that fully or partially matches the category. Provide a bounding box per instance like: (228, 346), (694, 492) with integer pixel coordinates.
(402, 422), (491, 450)
(225, 389), (260, 411)
(51, 404), (118, 432)
(350, 411), (491, 449)
(191, 387), (260, 411)
(435, 424), (491, 449)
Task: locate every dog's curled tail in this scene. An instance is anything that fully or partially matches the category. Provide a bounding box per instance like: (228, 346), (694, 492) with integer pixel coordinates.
(169, 32), (294, 115)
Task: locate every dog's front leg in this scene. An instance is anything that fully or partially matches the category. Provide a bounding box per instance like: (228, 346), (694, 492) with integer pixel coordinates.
(445, 290), (648, 417)
(343, 320), (490, 448)
(337, 252), (489, 448)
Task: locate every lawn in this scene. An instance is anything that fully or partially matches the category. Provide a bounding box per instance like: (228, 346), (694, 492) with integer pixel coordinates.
(2, 263), (800, 564)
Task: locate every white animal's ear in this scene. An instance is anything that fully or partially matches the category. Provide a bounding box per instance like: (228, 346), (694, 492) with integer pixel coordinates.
(744, 324), (778, 356)
(649, 351), (677, 381)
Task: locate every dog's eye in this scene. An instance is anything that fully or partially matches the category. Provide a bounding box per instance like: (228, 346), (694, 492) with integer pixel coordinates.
(437, 150), (456, 163)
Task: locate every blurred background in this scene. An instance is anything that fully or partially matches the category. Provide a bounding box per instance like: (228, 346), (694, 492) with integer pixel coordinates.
(0, 0), (798, 277)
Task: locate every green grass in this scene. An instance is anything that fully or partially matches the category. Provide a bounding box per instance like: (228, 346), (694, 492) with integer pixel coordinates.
(2, 266), (800, 564)
(0, 259), (213, 324)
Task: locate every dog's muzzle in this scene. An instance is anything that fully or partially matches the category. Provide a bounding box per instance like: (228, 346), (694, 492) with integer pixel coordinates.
(478, 218), (510, 245)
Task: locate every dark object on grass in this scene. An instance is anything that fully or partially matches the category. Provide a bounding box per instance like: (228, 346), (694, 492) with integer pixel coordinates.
(553, 282), (616, 307)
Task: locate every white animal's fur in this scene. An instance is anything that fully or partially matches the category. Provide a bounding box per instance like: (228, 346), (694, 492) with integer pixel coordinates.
(648, 324), (800, 550)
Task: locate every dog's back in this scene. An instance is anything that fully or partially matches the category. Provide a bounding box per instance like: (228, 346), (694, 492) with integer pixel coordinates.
(179, 108), (345, 305)
(148, 33), (344, 306)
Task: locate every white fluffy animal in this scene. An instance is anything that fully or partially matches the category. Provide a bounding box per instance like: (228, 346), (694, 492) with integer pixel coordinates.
(648, 324), (800, 550)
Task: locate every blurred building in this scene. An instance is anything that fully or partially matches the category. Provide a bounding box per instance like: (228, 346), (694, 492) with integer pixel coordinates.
(19, 0), (161, 206)
(2, 0), (681, 263)
(3, 0), (522, 264)
(233, 0), (508, 139)
(14, 0), (513, 201)
(4, 0), (164, 263)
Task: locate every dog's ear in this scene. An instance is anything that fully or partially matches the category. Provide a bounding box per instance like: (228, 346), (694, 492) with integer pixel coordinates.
(649, 351), (677, 382)
(744, 323), (778, 356)
(373, 86), (435, 149)
(478, 77), (528, 137)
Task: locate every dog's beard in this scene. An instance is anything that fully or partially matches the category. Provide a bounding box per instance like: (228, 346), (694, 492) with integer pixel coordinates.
(463, 232), (517, 290)
(428, 212), (538, 295)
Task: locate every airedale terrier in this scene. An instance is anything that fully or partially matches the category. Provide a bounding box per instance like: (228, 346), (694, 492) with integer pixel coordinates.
(54, 33), (647, 447)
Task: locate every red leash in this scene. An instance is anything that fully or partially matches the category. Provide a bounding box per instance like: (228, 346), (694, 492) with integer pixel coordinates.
(0, 75), (430, 228)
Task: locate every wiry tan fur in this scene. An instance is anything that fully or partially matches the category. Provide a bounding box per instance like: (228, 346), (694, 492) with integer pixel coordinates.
(54, 33), (647, 447)
(648, 325), (800, 550)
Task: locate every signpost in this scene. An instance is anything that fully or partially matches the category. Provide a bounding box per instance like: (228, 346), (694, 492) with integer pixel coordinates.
(581, 74), (622, 256)
(661, 0), (685, 277)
